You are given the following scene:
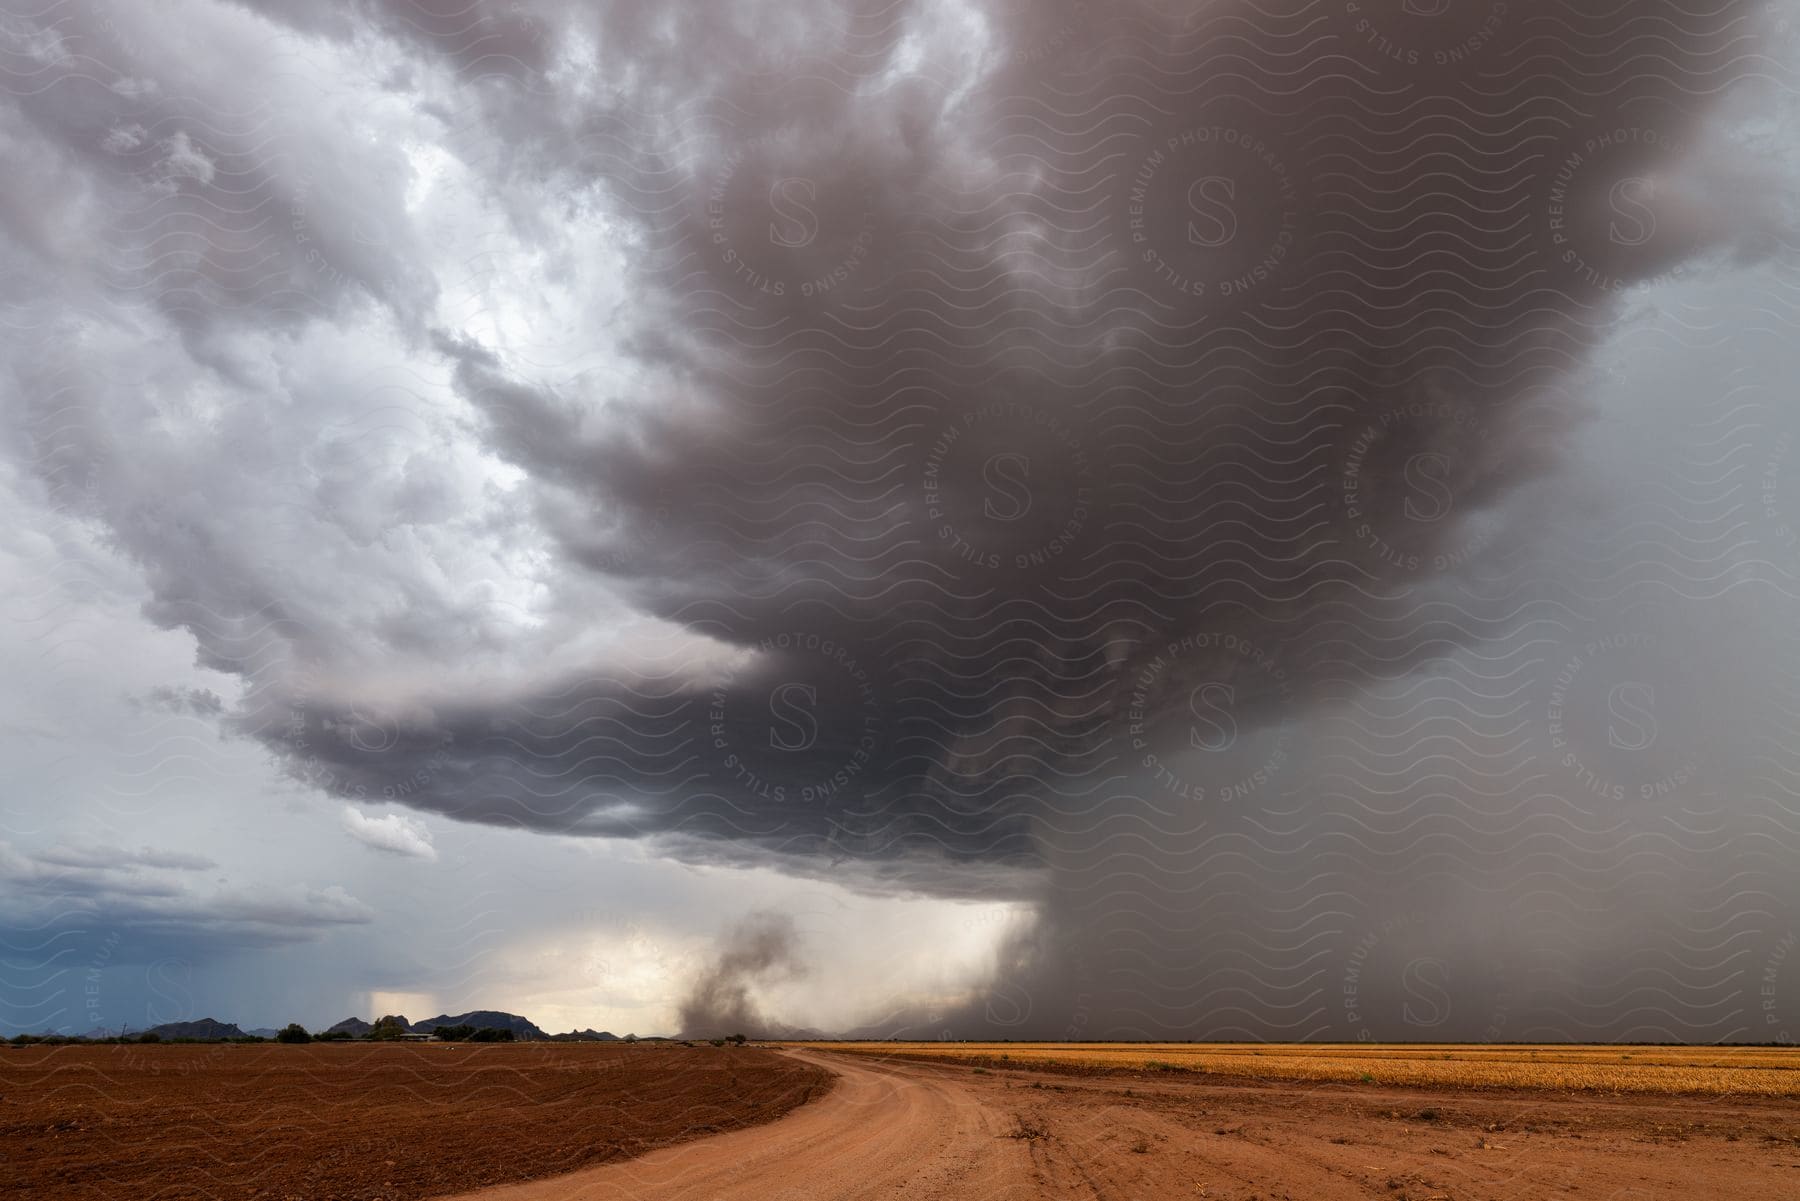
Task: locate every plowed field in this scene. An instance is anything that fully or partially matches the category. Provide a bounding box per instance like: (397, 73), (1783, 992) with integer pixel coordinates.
(0, 1042), (828, 1200)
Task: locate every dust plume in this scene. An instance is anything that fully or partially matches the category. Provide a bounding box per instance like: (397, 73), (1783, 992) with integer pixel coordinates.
(677, 912), (809, 1039)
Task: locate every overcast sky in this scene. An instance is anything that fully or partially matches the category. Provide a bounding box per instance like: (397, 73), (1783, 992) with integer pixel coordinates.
(4, 0), (1800, 1041)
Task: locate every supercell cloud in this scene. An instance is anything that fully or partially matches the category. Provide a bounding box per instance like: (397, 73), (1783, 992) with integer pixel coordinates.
(3, 0), (1800, 1039)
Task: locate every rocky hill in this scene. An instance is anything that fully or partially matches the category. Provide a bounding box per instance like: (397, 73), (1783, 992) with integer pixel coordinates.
(146, 1018), (246, 1040)
(411, 1011), (548, 1040)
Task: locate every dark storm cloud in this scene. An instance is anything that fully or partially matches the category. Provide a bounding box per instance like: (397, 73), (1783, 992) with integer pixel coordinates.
(230, 0), (1784, 875)
(0, 842), (372, 966)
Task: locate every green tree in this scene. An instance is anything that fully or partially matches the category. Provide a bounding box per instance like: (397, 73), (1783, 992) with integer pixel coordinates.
(275, 1023), (312, 1044)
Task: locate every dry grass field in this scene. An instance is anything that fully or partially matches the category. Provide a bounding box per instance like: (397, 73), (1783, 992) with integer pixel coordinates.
(804, 1041), (1800, 1096)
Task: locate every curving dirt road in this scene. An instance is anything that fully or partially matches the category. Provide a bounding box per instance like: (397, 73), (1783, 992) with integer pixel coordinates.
(440, 1049), (1042, 1200)
(445, 1048), (1800, 1201)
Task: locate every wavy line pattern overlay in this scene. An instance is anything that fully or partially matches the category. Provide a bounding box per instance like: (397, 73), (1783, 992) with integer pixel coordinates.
(3, 0), (1800, 1110)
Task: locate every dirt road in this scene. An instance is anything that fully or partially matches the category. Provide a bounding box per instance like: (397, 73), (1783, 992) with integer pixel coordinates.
(444, 1049), (1035, 1200)
(448, 1048), (1800, 1200)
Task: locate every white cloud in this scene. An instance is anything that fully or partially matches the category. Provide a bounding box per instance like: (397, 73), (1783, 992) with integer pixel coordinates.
(342, 805), (439, 861)
(102, 122), (147, 153)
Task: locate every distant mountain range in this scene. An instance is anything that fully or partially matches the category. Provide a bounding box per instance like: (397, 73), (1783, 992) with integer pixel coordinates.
(36, 1011), (655, 1042)
(320, 1011), (639, 1041)
(74, 1018), (275, 1040)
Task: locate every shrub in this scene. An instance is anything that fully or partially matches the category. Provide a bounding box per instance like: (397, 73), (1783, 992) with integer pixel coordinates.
(432, 1024), (477, 1042)
(136, 1031), (162, 1044)
(467, 1027), (514, 1042)
(275, 1024), (311, 1044)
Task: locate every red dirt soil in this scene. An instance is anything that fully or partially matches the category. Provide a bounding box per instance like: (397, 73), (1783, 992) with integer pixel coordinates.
(0, 1042), (829, 1200)
(448, 1049), (1800, 1201)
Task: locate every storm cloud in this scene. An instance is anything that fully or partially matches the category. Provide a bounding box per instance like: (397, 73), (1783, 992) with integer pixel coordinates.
(4, 0), (1799, 1039)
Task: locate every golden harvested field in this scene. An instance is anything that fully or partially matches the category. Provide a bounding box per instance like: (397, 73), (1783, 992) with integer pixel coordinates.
(802, 1041), (1800, 1096)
